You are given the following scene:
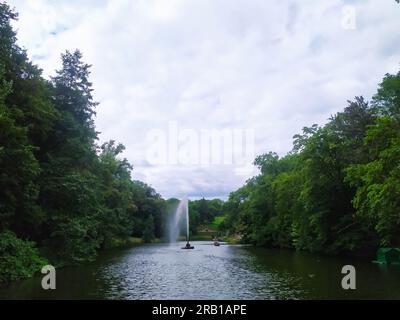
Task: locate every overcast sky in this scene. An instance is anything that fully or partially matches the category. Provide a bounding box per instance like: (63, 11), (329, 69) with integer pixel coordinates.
(7, 0), (400, 200)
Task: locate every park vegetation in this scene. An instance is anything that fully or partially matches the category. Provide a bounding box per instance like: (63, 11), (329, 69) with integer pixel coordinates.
(1, 2), (399, 285)
(220, 72), (400, 256)
(0, 3), (225, 285)
(0, 3), (166, 284)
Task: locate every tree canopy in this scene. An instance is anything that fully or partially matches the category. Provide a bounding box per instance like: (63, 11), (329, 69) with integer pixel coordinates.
(0, 3), (167, 283)
(220, 72), (400, 255)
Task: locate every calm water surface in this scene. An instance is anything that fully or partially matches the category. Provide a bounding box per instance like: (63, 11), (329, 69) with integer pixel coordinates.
(1, 241), (399, 299)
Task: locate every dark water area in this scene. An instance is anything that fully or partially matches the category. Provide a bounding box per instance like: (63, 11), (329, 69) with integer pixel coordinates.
(0, 241), (399, 300)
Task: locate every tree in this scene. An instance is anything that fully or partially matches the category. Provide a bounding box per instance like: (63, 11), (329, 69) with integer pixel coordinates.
(0, 2), (169, 280)
(346, 72), (400, 246)
(38, 50), (101, 263)
(0, 3), (54, 239)
(52, 50), (97, 138)
(142, 215), (155, 243)
(222, 95), (380, 254)
(198, 198), (211, 223)
(97, 140), (136, 248)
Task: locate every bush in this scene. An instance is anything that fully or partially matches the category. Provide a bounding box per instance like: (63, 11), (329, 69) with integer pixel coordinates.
(0, 231), (47, 285)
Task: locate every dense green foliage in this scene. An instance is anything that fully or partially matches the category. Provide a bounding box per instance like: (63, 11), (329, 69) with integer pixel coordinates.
(162, 198), (224, 239)
(221, 74), (400, 256)
(0, 230), (47, 284)
(189, 198), (223, 235)
(1, 1), (399, 285)
(0, 3), (166, 283)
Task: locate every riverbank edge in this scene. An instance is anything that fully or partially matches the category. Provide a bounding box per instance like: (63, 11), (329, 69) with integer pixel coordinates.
(0, 236), (160, 288)
(222, 236), (379, 260)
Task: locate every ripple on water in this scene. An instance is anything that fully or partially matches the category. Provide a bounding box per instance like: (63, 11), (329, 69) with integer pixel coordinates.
(96, 242), (305, 300)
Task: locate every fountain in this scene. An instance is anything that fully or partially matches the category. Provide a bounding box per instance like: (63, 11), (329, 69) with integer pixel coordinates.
(168, 197), (194, 249)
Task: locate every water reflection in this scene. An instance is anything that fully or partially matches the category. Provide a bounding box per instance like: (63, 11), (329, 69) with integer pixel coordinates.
(0, 242), (399, 299)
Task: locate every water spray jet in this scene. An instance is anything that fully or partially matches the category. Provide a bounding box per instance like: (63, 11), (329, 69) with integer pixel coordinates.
(167, 197), (194, 249)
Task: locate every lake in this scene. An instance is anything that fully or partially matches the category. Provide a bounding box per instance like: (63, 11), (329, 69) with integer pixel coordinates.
(0, 241), (399, 299)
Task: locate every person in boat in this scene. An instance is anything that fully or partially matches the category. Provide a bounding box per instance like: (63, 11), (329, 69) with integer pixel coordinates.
(182, 240), (194, 249)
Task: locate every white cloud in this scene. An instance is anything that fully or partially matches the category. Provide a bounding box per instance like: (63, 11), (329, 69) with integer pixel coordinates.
(7, 0), (400, 199)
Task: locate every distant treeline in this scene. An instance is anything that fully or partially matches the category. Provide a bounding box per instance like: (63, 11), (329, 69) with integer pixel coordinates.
(165, 198), (224, 236)
(219, 70), (400, 256)
(189, 198), (224, 235)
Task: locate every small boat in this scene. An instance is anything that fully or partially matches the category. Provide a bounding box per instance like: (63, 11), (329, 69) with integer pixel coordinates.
(182, 241), (194, 250)
(213, 241), (220, 247)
